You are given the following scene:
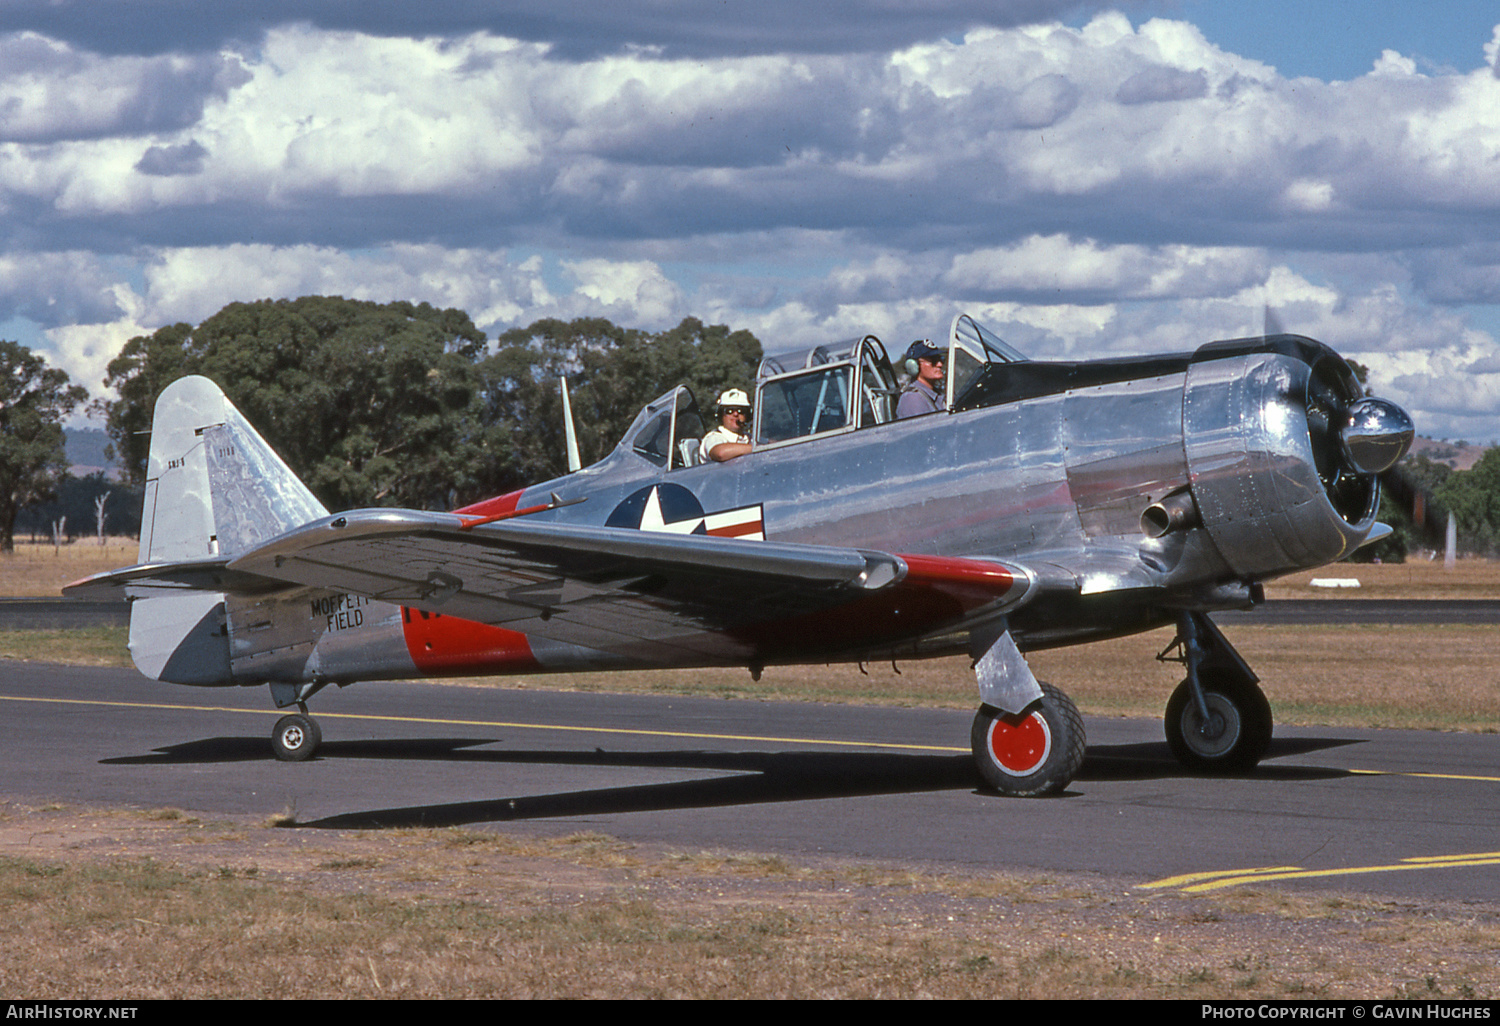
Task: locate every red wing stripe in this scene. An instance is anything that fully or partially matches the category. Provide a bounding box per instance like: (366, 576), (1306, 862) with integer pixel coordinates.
(453, 488), (525, 519)
(896, 554), (1021, 610)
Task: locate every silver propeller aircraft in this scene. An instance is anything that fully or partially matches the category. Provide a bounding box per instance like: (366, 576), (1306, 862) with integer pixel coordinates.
(67, 313), (1415, 797)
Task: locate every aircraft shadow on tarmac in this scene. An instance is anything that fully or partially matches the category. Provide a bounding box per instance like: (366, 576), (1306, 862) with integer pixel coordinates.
(99, 733), (1365, 830)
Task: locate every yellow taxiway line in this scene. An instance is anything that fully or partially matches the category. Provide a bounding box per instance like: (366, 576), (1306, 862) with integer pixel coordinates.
(1347, 767), (1500, 784)
(1142, 851), (1500, 893)
(6, 694), (1499, 779)
(0, 693), (967, 754)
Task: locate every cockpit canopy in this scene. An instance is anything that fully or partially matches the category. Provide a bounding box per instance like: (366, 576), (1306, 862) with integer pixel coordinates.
(617, 384), (704, 469)
(948, 313), (1028, 408)
(751, 314), (1026, 449)
(614, 313), (1026, 463)
(753, 336), (895, 447)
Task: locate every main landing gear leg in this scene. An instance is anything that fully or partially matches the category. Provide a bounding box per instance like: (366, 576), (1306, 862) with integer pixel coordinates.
(268, 682), (329, 762)
(1160, 611), (1272, 772)
(968, 625), (1086, 796)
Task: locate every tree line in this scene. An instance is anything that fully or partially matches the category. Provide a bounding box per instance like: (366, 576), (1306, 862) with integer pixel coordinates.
(2, 294), (1499, 560)
(0, 296), (764, 551)
(99, 296), (762, 511)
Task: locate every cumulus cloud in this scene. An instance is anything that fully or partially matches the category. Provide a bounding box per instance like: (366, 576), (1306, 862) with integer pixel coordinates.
(134, 140), (209, 177)
(0, 251), (130, 326)
(557, 259), (686, 326)
(131, 244), (560, 330)
(44, 290), (149, 398)
(945, 235), (1267, 303)
(1407, 245), (1500, 305)
(0, 33), (248, 142)
(0, 10), (1497, 445)
(25, 242), (708, 393)
(4, 15), (1497, 255)
(1114, 65), (1208, 104)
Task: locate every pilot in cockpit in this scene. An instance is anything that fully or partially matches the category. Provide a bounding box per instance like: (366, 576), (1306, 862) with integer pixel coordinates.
(699, 388), (754, 463)
(896, 339), (947, 418)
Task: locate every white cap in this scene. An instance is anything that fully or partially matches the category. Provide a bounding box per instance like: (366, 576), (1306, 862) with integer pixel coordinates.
(717, 388), (751, 409)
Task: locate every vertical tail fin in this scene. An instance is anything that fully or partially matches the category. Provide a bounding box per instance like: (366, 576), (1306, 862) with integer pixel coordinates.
(139, 376), (327, 564)
(129, 376), (328, 684)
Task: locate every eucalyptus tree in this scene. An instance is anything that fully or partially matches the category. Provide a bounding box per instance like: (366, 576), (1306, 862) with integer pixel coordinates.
(0, 340), (88, 551)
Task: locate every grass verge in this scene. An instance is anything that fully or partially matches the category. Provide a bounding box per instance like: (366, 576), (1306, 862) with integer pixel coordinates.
(1, 803), (1496, 1000)
(0, 628), (132, 668)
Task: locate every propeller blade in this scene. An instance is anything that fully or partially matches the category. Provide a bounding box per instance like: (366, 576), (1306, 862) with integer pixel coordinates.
(1378, 463), (1449, 549)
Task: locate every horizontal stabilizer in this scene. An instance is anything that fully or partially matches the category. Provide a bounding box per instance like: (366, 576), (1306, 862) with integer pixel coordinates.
(63, 558), (293, 602)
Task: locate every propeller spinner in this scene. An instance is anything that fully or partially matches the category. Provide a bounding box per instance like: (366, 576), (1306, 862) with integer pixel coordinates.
(1339, 397), (1414, 475)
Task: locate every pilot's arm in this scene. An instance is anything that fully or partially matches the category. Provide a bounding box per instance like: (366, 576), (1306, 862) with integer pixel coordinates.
(707, 439), (752, 462)
(701, 424), (752, 462)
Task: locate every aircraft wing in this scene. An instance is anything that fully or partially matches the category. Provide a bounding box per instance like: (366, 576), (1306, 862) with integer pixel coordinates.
(223, 509), (1039, 661)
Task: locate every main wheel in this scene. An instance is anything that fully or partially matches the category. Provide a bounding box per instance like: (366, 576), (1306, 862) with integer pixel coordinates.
(1163, 672), (1271, 772)
(272, 713), (322, 762)
(970, 682), (1086, 797)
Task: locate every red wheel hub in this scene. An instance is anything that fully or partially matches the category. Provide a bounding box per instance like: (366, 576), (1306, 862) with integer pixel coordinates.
(985, 712), (1052, 776)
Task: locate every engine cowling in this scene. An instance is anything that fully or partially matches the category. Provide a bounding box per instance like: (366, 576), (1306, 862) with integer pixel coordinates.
(1181, 336), (1412, 580)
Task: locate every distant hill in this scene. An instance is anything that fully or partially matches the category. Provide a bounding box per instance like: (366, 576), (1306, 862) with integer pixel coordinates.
(1408, 437), (1489, 472)
(65, 427), (119, 480)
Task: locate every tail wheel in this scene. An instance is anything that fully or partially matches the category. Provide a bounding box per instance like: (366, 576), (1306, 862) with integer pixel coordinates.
(970, 682), (1086, 797)
(1164, 671), (1271, 772)
(272, 713), (322, 762)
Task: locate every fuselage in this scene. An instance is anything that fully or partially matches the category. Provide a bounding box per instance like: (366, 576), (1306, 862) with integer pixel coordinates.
(142, 332), (1388, 688)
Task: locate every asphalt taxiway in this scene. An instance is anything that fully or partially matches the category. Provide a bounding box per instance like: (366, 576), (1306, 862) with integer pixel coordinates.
(3, 660), (1496, 903)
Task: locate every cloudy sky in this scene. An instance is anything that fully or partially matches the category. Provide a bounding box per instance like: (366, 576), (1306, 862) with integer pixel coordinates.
(4, 1), (1500, 441)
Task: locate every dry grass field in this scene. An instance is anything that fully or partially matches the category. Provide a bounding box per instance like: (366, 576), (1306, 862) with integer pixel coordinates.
(1262, 559), (1500, 601)
(0, 537), (137, 597)
(1, 803), (1496, 1000)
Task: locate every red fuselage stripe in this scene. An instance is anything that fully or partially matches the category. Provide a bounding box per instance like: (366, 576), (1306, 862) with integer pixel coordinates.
(706, 521), (763, 538)
(400, 606), (542, 676)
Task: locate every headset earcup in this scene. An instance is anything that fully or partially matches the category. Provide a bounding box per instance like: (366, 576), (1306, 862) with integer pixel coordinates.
(904, 358), (920, 377)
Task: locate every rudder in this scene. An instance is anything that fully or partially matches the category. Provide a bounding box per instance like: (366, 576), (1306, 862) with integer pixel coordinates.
(131, 376), (328, 684)
(138, 376), (327, 563)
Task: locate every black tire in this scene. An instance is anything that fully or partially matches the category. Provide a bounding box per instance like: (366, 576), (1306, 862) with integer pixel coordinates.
(970, 682), (1086, 797)
(1163, 671), (1272, 772)
(272, 713), (321, 762)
